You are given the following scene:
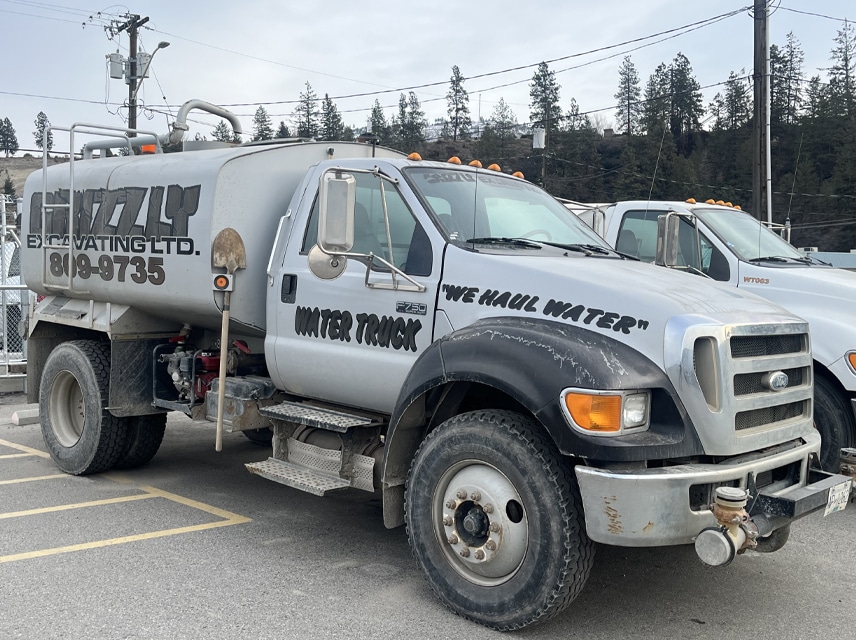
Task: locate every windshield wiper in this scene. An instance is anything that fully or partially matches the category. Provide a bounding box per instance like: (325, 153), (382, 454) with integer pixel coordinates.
(464, 237), (543, 249)
(544, 242), (613, 256)
(749, 255), (811, 264)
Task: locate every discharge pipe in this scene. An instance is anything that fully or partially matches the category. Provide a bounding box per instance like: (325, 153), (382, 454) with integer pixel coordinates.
(694, 487), (760, 567)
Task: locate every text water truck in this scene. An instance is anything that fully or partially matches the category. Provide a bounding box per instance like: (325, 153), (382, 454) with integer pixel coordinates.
(571, 199), (856, 473)
(21, 102), (851, 631)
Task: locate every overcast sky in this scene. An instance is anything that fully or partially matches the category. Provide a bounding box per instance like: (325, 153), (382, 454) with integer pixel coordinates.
(1, 0), (852, 153)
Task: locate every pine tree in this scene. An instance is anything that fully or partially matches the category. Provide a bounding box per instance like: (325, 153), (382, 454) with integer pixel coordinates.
(614, 56), (642, 136)
(491, 98), (517, 143)
(320, 94), (345, 141)
(642, 63), (671, 134)
(391, 92), (425, 151)
(827, 19), (856, 117)
(212, 120), (236, 143)
(479, 98), (517, 161)
(565, 97), (592, 132)
(276, 121), (290, 139)
(403, 92), (427, 149)
(251, 106), (274, 141)
(781, 32), (805, 125)
(0, 118), (19, 157)
(2, 170), (15, 200)
(369, 100), (390, 143)
(33, 111), (53, 152)
(668, 53), (704, 153)
(529, 62), (562, 131)
(295, 82), (320, 139)
(446, 65), (472, 141)
(721, 70), (751, 130)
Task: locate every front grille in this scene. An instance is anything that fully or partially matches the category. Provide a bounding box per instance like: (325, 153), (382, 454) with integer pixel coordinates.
(735, 400), (807, 430)
(730, 334), (803, 358)
(733, 367), (804, 396)
(726, 329), (811, 434)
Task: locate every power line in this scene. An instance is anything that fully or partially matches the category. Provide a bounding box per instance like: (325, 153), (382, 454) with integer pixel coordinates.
(777, 6), (851, 22)
(141, 6), (751, 110)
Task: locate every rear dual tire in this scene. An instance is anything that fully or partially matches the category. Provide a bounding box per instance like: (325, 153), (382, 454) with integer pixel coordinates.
(39, 340), (126, 475)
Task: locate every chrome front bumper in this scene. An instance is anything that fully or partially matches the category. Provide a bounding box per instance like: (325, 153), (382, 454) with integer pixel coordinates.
(575, 431), (850, 546)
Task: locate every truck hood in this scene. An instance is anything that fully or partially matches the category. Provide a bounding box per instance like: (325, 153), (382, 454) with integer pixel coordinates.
(439, 249), (803, 371)
(738, 262), (856, 367)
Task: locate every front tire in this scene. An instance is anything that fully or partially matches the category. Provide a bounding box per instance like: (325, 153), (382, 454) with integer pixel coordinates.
(39, 340), (126, 475)
(814, 375), (855, 472)
(405, 410), (594, 630)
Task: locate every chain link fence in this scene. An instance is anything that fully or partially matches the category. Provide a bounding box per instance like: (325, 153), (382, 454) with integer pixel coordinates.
(0, 194), (27, 390)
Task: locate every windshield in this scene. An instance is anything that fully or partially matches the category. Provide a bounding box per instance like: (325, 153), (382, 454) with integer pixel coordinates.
(694, 207), (805, 261)
(403, 167), (609, 249)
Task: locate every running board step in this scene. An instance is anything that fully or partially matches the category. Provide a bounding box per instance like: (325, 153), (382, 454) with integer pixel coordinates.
(246, 458), (350, 496)
(258, 401), (373, 433)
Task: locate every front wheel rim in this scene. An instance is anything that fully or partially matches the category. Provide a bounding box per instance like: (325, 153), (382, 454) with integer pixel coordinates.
(432, 460), (529, 586)
(49, 370), (85, 448)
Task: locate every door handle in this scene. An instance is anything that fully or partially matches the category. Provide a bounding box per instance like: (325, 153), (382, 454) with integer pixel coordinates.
(281, 274), (297, 303)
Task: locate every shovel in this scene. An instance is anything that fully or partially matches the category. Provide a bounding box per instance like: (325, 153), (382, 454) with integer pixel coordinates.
(212, 227), (247, 452)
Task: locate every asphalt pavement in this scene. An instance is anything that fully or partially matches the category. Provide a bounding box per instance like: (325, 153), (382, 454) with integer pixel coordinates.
(1, 391), (853, 640)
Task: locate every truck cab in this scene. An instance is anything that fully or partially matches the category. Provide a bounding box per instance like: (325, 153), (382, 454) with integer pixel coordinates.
(577, 199), (856, 472)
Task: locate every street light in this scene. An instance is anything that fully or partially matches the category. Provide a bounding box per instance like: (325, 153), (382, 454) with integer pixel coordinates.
(131, 41), (170, 103)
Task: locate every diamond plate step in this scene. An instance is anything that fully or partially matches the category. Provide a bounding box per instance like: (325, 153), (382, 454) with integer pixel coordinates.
(258, 401), (373, 433)
(246, 458), (350, 496)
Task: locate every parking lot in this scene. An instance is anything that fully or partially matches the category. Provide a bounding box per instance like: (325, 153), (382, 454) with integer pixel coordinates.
(1, 391), (853, 640)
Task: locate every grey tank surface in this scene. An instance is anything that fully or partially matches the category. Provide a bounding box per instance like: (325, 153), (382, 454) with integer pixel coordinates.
(21, 141), (404, 336)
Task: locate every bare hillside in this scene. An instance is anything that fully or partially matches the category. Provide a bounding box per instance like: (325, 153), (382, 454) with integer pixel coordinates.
(1, 155), (67, 202)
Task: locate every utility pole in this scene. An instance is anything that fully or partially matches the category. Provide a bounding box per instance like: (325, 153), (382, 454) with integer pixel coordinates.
(752, 0), (769, 221)
(115, 14), (149, 135)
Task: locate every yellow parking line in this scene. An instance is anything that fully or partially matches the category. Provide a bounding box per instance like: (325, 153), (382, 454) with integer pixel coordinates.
(0, 480), (252, 564)
(0, 453), (36, 460)
(0, 438), (252, 564)
(0, 492), (155, 520)
(139, 485), (251, 521)
(0, 438), (51, 459)
(0, 519), (250, 564)
(0, 474), (67, 486)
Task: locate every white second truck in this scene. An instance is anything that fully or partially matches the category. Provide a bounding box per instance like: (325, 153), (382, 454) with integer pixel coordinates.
(19, 104), (852, 630)
(573, 199), (856, 473)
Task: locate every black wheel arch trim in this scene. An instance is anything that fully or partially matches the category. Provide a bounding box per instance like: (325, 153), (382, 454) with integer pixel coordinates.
(385, 316), (703, 478)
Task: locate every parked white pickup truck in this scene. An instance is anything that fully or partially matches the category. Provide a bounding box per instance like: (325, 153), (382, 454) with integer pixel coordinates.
(571, 199), (856, 472)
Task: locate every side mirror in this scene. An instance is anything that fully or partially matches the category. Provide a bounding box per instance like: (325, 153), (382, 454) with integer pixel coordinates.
(318, 171), (356, 254)
(655, 212), (681, 267)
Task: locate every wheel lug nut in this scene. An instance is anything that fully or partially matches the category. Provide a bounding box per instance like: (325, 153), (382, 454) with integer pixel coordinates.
(459, 547), (470, 558)
(445, 500), (456, 509)
(483, 503), (493, 513)
(470, 491), (481, 502)
(456, 489), (467, 500)
(489, 523), (500, 533)
(443, 515), (453, 527)
(485, 540), (497, 551)
(447, 535), (458, 545)
(474, 549), (485, 560)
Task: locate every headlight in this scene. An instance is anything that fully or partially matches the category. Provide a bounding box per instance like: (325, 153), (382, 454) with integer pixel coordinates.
(561, 389), (651, 436)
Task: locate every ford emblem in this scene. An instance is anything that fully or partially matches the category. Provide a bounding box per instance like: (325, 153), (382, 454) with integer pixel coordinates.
(762, 371), (789, 391)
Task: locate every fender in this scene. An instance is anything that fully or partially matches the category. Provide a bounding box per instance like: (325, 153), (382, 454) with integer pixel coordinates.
(385, 316), (703, 478)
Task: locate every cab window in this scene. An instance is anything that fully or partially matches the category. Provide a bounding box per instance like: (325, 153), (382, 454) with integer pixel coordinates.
(302, 172), (431, 276)
(617, 210), (730, 280)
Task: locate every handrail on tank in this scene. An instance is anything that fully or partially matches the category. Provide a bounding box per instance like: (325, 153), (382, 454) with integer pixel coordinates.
(76, 122), (163, 159)
(39, 122), (163, 292)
